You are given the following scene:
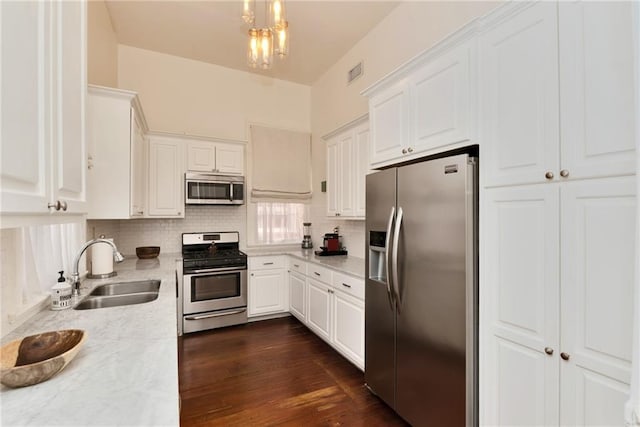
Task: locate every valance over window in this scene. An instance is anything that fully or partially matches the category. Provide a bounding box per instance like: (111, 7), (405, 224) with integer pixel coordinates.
(250, 125), (312, 201)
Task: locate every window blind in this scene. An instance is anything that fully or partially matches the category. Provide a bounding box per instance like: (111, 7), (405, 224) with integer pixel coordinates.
(250, 125), (312, 201)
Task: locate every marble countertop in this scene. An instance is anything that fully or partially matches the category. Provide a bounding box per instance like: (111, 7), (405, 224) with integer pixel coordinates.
(1, 254), (181, 426)
(244, 246), (365, 279)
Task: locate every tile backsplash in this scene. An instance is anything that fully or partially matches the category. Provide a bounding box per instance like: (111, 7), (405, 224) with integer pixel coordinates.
(87, 205), (247, 256)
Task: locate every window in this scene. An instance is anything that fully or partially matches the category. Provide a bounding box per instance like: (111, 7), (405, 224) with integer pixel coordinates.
(254, 202), (305, 245)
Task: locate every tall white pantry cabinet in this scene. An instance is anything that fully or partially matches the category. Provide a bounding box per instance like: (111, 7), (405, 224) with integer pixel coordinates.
(479, 2), (637, 426)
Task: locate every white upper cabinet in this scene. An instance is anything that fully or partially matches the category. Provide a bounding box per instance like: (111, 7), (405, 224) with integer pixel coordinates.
(364, 31), (476, 169)
(481, 1), (637, 188)
(408, 40), (473, 155)
(1, 0), (87, 218)
(479, 2), (560, 187)
(86, 86), (148, 219)
(558, 1), (636, 180)
(186, 139), (244, 175)
(369, 82), (409, 167)
(324, 117), (369, 219)
(148, 135), (184, 218)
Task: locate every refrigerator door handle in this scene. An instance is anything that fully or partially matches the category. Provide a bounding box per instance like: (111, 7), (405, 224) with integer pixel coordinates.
(385, 206), (396, 307)
(392, 206), (403, 308)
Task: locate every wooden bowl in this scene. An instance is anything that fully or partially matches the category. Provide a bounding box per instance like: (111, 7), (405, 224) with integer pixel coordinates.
(136, 246), (160, 259)
(0, 329), (86, 388)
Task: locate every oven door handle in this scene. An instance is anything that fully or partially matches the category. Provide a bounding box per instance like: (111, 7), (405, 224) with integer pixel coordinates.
(184, 308), (247, 321)
(186, 267), (247, 274)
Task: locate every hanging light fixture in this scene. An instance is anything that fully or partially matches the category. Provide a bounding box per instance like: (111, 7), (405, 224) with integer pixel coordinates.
(243, 0), (289, 69)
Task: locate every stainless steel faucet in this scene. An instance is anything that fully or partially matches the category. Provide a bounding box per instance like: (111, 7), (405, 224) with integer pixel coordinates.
(71, 238), (125, 296)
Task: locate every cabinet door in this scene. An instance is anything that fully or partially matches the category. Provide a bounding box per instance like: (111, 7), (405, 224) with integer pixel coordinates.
(338, 134), (354, 217)
(1, 1), (50, 213)
(369, 81), (408, 168)
(248, 269), (286, 317)
(306, 278), (332, 342)
(559, 177), (635, 426)
(558, 1), (636, 180)
(482, 185), (560, 426)
(130, 111), (147, 217)
(51, 0), (87, 213)
(332, 290), (364, 370)
(186, 140), (216, 172)
(289, 271), (306, 322)
(408, 40), (473, 155)
(326, 139), (340, 217)
(480, 2), (560, 187)
(353, 124), (369, 218)
(148, 138), (183, 217)
(216, 143), (244, 175)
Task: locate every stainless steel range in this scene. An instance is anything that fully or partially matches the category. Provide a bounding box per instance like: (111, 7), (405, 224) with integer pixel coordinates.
(177, 232), (247, 335)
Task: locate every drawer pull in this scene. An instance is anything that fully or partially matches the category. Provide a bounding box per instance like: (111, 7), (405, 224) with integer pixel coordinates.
(293, 264), (299, 268)
(342, 283), (351, 288)
(263, 262), (274, 265)
(314, 272), (321, 276)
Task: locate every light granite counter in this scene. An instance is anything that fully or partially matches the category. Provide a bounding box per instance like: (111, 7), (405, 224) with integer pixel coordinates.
(0, 254), (181, 426)
(244, 247), (365, 279)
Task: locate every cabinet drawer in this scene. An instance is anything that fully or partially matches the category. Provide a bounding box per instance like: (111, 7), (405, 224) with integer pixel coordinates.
(332, 272), (364, 300)
(249, 255), (286, 270)
(288, 258), (307, 275)
(307, 264), (332, 284)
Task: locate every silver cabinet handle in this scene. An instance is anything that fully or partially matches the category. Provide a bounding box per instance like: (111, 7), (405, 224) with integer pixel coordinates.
(263, 262), (274, 265)
(136, 210), (144, 215)
(560, 352), (570, 361)
(402, 148), (407, 154)
(385, 206), (395, 307)
(185, 308), (246, 320)
(48, 200), (67, 211)
(544, 347), (554, 356)
(545, 171), (554, 180)
(314, 272), (321, 276)
(391, 207), (403, 307)
(293, 264), (299, 268)
(407, 147), (413, 153)
(560, 169), (569, 178)
(342, 283), (351, 288)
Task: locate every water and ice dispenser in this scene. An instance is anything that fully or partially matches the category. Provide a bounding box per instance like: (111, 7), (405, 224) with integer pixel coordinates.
(368, 230), (387, 283)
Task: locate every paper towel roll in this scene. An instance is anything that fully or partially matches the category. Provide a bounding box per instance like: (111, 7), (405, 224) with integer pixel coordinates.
(91, 239), (114, 275)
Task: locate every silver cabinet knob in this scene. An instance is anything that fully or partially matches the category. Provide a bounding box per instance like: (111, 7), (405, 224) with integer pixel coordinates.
(560, 352), (570, 361)
(407, 147), (414, 153)
(544, 347), (554, 355)
(48, 200), (67, 211)
(560, 169), (569, 178)
(402, 148), (407, 154)
(545, 171), (554, 180)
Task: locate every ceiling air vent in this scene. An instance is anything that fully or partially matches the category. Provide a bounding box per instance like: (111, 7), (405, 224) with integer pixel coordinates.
(347, 61), (363, 84)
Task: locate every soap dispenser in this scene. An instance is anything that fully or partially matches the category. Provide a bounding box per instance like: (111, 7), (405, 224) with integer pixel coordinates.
(51, 271), (72, 310)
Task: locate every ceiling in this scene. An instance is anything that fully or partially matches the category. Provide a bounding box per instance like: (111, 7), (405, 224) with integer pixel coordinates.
(105, 1), (400, 85)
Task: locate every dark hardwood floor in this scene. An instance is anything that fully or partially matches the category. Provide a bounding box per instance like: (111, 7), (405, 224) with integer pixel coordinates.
(178, 316), (407, 426)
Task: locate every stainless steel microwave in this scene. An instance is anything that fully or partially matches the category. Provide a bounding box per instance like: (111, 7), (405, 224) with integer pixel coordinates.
(185, 173), (244, 205)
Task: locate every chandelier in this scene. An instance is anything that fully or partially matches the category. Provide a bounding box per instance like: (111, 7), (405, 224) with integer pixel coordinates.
(242, 0), (289, 69)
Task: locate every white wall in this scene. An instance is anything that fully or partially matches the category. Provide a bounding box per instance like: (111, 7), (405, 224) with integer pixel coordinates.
(309, 1), (500, 258)
(118, 45), (311, 141)
(87, 0), (118, 87)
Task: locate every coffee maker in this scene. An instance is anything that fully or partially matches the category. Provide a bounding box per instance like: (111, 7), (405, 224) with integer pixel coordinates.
(301, 222), (313, 249)
(315, 226), (348, 256)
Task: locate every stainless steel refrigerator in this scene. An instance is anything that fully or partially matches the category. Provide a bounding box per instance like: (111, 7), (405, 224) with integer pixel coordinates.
(365, 150), (478, 426)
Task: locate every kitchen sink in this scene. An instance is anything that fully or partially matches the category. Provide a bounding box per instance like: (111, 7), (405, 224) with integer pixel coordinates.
(74, 279), (161, 310)
(74, 292), (159, 310)
(88, 280), (161, 296)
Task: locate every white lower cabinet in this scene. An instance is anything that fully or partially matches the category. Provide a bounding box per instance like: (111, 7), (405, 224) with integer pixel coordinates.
(248, 256), (288, 317)
(332, 289), (364, 369)
(306, 278), (332, 342)
(483, 175), (635, 426)
(288, 271), (306, 322)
